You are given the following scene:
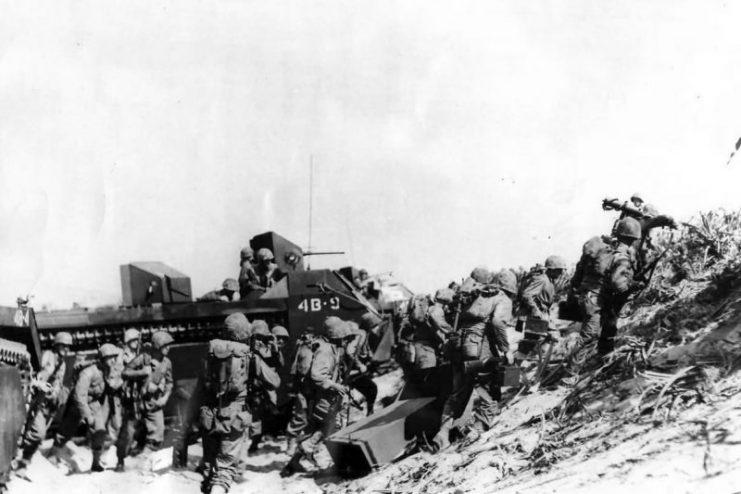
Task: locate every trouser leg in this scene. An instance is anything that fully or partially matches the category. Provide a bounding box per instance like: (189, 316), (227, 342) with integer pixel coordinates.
(116, 411), (139, 460)
(579, 292), (602, 341)
(144, 408), (165, 449)
(21, 406), (51, 461)
(285, 393), (309, 439)
(441, 364), (474, 420)
(471, 375), (501, 432)
(208, 430), (247, 493)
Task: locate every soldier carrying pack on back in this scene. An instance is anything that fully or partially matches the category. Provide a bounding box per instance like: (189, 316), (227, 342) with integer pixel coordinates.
(49, 343), (123, 472)
(281, 317), (354, 476)
(199, 314), (279, 494)
(432, 269), (515, 450)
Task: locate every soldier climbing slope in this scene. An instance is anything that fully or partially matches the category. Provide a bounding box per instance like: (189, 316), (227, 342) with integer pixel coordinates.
(282, 330), (316, 470)
(199, 314), (279, 494)
(599, 217), (644, 356)
(281, 316), (353, 476)
(14, 332), (74, 477)
(514, 255), (567, 362)
(344, 320), (377, 416)
(433, 269), (515, 450)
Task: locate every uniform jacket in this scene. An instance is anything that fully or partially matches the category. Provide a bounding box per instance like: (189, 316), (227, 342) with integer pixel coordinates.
(143, 355), (173, 409)
(518, 272), (554, 320)
(73, 364), (108, 424)
(309, 338), (343, 391)
(290, 338), (315, 377)
(37, 350), (66, 403)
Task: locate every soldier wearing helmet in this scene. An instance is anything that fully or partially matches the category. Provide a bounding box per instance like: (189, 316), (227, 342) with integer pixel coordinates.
(513, 256), (567, 362)
(433, 269), (514, 450)
(251, 248), (283, 292)
(51, 343), (121, 472)
(283, 317), (353, 476)
(598, 217), (643, 355)
(238, 247), (257, 298)
(138, 332), (174, 456)
(245, 320), (285, 455)
(199, 278), (241, 302)
(15, 332), (75, 474)
(115, 327), (155, 471)
(198, 316), (280, 494)
(343, 320), (378, 416)
(282, 329), (317, 464)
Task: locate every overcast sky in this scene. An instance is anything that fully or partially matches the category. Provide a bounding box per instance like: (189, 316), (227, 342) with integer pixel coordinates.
(2, 1), (741, 309)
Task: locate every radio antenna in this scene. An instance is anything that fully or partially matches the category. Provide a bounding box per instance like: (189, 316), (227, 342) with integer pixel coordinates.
(308, 155), (314, 269)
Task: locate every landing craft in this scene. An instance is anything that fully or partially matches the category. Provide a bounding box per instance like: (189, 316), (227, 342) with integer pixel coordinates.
(20, 231), (403, 443)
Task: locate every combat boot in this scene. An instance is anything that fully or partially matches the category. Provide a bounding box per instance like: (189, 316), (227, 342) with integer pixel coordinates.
(90, 449), (105, 472)
(431, 417), (453, 452)
(114, 458), (125, 472)
(248, 434), (262, 453)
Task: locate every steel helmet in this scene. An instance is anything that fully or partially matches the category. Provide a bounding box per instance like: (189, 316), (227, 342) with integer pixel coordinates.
(99, 343), (121, 359)
(630, 192), (644, 203)
(54, 332), (73, 346)
(224, 313), (251, 341)
(151, 331), (174, 350)
(544, 255), (568, 270)
(222, 278), (239, 291)
(240, 246), (254, 261)
(359, 269), (368, 276)
(493, 269), (518, 296)
(271, 325), (289, 338)
(616, 217), (642, 239)
(256, 248), (274, 262)
(124, 328), (141, 343)
(250, 319), (271, 338)
(434, 288), (455, 305)
(470, 266), (493, 284)
(324, 316), (348, 340)
(360, 312), (382, 331)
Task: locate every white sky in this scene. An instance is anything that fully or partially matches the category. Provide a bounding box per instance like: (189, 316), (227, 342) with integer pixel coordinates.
(2, 1), (741, 309)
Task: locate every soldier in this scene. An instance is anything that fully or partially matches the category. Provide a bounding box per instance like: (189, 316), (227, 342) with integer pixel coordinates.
(51, 343), (122, 472)
(282, 317), (352, 475)
(398, 290), (453, 373)
(245, 321), (283, 454)
(200, 315), (279, 494)
(433, 269), (514, 450)
(270, 325), (290, 356)
(630, 192), (646, 213)
(345, 321), (377, 416)
(199, 279), (241, 302)
(238, 247), (258, 298)
(173, 314), (251, 474)
(599, 217), (643, 355)
(115, 330), (173, 471)
(14, 332), (73, 476)
(252, 248), (282, 291)
(282, 330), (315, 470)
(569, 236), (614, 345)
(514, 256), (567, 361)
(115, 329), (151, 469)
